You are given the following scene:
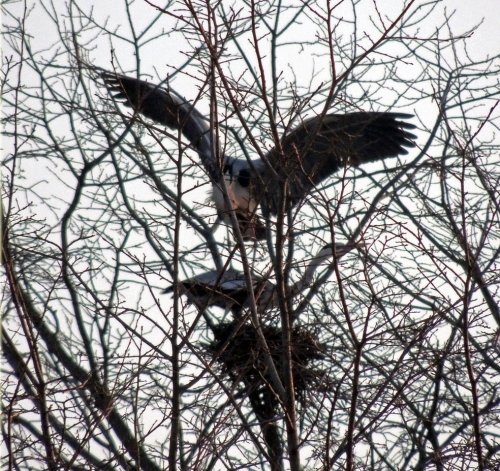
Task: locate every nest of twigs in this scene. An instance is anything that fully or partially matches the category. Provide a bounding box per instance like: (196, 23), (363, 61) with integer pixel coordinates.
(206, 321), (332, 411)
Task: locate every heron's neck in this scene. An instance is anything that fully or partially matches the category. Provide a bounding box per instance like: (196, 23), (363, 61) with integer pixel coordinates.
(293, 248), (332, 293)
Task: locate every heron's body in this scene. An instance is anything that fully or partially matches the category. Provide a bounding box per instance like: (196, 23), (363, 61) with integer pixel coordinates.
(163, 242), (361, 314)
(163, 267), (273, 315)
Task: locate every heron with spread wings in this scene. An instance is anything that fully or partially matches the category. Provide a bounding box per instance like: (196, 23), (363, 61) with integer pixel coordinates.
(101, 71), (416, 240)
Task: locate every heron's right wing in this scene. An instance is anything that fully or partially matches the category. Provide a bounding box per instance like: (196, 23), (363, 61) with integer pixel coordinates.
(101, 71), (218, 180)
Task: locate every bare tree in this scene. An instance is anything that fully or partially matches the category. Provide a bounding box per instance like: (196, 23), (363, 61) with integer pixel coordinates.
(2, 0), (499, 470)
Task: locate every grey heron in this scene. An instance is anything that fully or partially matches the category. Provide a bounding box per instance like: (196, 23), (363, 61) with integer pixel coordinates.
(101, 71), (416, 239)
(163, 241), (362, 314)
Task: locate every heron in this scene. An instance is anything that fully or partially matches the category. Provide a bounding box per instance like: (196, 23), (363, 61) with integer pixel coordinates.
(101, 71), (416, 239)
(163, 241), (362, 315)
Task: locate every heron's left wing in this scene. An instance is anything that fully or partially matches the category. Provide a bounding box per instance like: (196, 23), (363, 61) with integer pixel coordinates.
(260, 112), (416, 214)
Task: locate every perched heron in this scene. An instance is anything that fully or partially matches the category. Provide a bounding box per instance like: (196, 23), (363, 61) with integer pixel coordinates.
(163, 241), (361, 314)
(101, 71), (416, 239)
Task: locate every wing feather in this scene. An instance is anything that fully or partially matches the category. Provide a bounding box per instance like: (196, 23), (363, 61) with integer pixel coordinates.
(101, 71), (218, 179)
(260, 112), (416, 213)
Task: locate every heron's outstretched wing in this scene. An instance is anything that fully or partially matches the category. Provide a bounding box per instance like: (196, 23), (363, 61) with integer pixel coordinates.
(261, 112), (417, 214)
(101, 71), (218, 180)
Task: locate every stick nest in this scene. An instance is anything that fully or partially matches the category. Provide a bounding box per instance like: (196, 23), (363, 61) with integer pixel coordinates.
(206, 321), (333, 405)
